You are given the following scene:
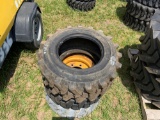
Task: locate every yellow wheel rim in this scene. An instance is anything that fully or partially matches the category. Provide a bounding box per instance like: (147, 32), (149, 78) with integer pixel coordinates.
(63, 54), (93, 69)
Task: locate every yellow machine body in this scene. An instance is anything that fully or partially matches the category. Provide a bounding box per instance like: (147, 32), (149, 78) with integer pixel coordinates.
(0, 0), (23, 47)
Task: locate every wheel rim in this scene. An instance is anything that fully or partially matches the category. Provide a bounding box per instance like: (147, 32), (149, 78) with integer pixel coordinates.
(33, 17), (42, 42)
(63, 54), (94, 69)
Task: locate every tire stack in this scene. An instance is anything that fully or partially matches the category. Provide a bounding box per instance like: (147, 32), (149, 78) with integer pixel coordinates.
(66, 0), (96, 11)
(129, 10), (160, 108)
(38, 26), (122, 118)
(123, 0), (158, 32)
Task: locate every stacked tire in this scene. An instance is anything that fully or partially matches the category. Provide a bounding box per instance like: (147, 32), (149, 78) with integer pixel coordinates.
(67, 0), (96, 11)
(123, 0), (157, 32)
(129, 10), (160, 108)
(38, 26), (121, 118)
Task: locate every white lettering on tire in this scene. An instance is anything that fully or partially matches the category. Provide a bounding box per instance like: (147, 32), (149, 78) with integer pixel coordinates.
(110, 56), (116, 66)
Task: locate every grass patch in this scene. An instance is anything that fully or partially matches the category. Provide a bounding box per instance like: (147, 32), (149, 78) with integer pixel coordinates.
(0, 0), (143, 119)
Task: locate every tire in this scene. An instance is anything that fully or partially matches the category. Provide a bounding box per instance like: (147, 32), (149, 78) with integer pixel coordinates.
(38, 26), (122, 110)
(128, 0), (160, 8)
(67, 0), (96, 11)
(0, 31), (13, 68)
(130, 10), (160, 108)
(24, 10), (43, 50)
(126, 1), (155, 21)
(123, 12), (149, 32)
(130, 55), (160, 108)
(45, 91), (99, 118)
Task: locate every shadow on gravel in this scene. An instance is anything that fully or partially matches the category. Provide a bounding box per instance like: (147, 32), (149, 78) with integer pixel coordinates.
(0, 43), (35, 93)
(117, 44), (138, 94)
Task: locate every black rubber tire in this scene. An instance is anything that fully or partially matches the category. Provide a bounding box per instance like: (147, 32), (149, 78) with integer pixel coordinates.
(126, 1), (155, 21)
(130, 10), (160, 108)
(123, 12), (149, 32)
(38, 27), (122, 110)
(24, 10), (43, 50)
(0, 31), (14, 68)
(67, 0), (96, 11)
(138, 11), (160, 70)
(45, 92), (99, 118)
(130, 55), (160, 108)
(128, 0), (160, 8)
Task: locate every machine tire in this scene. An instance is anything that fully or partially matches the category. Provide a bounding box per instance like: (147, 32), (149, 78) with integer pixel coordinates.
(123, 12), (149, 32)
(67, 0), (96, 11)
(38, 26), (122, 110)
(0, 31), (13, 68)
(24, 10), (43, 50)
(130, 10), (160, 108)
(126, 1), (155, 21)
(138, 11), (160, 68)
(130, 55), (160, 108)
(45, 91), (99, 118)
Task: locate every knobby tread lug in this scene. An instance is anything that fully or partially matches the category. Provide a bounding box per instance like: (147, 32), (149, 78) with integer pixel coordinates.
(138, 38), (151, 51)
(71, 104), (79, 110)
(84, 102), (90, 108)
(134, 81), (154, 91)
(66, 99), (75, 108)
(139, 51), (159, 63)
(60, 101), (67, 108)
(145, 66), (160, 75)
(142, 92), (160, 101)
(130, 70), (144, 80)
(78, 99), (87, 108)
(123, 12), (148, 32)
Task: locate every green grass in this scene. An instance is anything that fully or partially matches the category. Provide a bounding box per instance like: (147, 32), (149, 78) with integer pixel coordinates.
(0, 0), (144, 119)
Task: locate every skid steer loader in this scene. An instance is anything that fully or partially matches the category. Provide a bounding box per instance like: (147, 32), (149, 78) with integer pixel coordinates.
(0, 0), (43, 68)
